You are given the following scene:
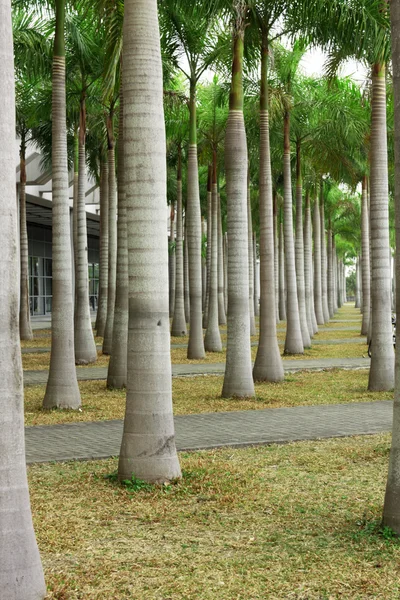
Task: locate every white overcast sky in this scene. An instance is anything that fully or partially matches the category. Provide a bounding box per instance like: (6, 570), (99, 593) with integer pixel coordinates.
(301, 47), (368, 83)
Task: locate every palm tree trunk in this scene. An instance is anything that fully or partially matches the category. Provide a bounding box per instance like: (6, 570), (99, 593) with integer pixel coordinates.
(313, 195), (324, 325)
(187, 78), (205, 359)
(253, 235), (259, 318)
(383, 1), (400, 521)
(118, 0), (181, 483)
(171, 147), (187, 337)
(224, 231), (228, 315)
(327, 224), (334, 317)
(295, 141), (311, 347)
(19, 135), (33, 340)
(304, 191), (316, 336)
(72, 130), (78, 315)
(184, 224), (190, 323)
(204, 154), (222, 352)
(368, 62), (394, 391)
(222, 20), (254, 398)
(217, 193), (227, 325)
(169, 202), (176, 317)
(74, 92), (97, 364)
(253, 41), (284, 382)
(278, 220), (286, 321)
(202, 217), (207, 312)
(203, 167), (212, 329)
(44, 0), (81, 409)
(107, 83), (128, 389)
(355, 258), (361, 308)
(361, 175), (371, 333)
(102, 116), (117, 355)
(320, 192), (330, 323)
(283, 112), (303, 354)
(247, 172), (256, 336)
(95, 159), (109, 337)
(274, 200), (279, 323)
(0, 1), (46, 592)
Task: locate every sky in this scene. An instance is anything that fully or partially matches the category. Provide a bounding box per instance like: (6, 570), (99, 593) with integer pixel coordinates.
(300, 48), (368, 83)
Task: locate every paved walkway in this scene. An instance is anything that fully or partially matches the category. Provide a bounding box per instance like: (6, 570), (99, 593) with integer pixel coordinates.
(23, 357), (370, 386)
(25, 399), (393, 464)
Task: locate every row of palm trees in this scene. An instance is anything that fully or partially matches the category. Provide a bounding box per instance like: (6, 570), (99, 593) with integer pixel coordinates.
(2, 0), (400, 596)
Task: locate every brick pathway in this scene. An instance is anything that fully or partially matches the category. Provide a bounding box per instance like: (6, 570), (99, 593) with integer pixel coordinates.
(25, 399), (393, 464)
(23, 356), (370, 386)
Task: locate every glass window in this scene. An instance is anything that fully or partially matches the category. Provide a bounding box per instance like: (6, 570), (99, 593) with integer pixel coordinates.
(44, 259), (52, 277)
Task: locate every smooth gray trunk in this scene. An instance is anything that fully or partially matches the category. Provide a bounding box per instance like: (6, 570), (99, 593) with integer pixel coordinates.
(95, 160), (109, 337)
(304, 193), (315, 336)
(102, 142), (117, 355)
(171, 176), (187, 337)
(203, 183), (212, 329)
(295, 164), (311, 348)
(278, 220), (286, 321)
(313, 196), (324, 325)
(204, 177), (222, 352)
(169, 203), (176, 317)
(184, 226), (190, 323)
(327, 227), (335, 317)
(217, 194), (227, 325)
(320, 196), (330, 323)
(19, 165), (33, 340)
(248, 180), (256, 336)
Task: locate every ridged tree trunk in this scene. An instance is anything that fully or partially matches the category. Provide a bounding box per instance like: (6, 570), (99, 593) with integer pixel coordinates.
(333, 242), (339, 314)
(102, 116), (117, 355)
(187, 77), (205, 359)
(222, 14), (254, 399)
(368, 62), (395, 391)
(169, 202), (175, 317)
(0, 1), (46, 593)
(19, 135), (33, 340)
(72, 130), (78, 315)
(283, 112), (303, 355)
(247, 173), (256, 336)
(295, 141), (311, 348)
(203, 167), (212, 329)
(327, 224), (335, 317)
(361, 176), (371, 334)
(119, 0), (181, 483)
(253, 41), (284, 382)
(278, 220), (286, 321)
(107, 84), (128, 389)
(304, 191), (315, 336)
(95, 159), (109, 337)
(184, 225), (190, 323)
(217, 193), (227, 325)
(171, 148), (187, 337)
(204, 155), (222, 352)
(384, 3), (400, 523)
(224, 232), (228, 315)
(274, 200), (279, 323)
(74, 92), (97, 365)
(313, 195), (324, 325)
(44, 0), (81, 409)
(320, 192), (330, 323)
(253, 235), (259, 318)
(355, 258), (361, 309)
(202, 217), (207, 312)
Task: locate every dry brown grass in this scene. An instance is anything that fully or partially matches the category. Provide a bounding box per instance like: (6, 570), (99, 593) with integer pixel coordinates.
(24, 369), (389, 427)
(29, 434), (400, 599)
(22, 351), (110, 371)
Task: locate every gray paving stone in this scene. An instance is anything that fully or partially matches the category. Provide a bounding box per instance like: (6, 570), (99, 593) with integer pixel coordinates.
(24, 399), (393, 464)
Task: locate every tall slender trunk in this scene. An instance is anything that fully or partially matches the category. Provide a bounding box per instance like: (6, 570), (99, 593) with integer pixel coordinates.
(19, 134), (33, 340)
(361, 175), (371, 334)
(273, 197), (279, 323)
(72, 129), (78, 314)
(247, 171), (256, 336)
(253, 40), (284, 382)
(44, 0), (81, 409)
(204, 153), (222, 352)
(283, 112), (303, 354)
(320, 190), (330, 323)
(253, 234), (259, 318)
(184, 223), (190, 323)
(95, 159), (109, 337)
(304, 191), (315, 336)
(278, 219), (286, 321)
(295, 141), (311, 347)
(217, 193), (227, 324)
(222, 21), (254, 398)
(203, 167), (212, 329)
(313, 194), (324, 325)
(187, 77), (205, 359)
(74, 89), (97, 364)
(368, 62), (395, 391)
(224, 231), (228, 315)
(202, 217), (207, 312)
(333, 242), (338, 314)
(102, 114), (117, 355)
(169, 202), (176, 317)
(327, 223), (334, 317)
(171, 147), (187, 337)
(355, 258), (361, 308)
(383, 0), (400, 524)
(0, 1), (46, 592)
(107, 82), (128, 389)
(118, 0), (181, 483)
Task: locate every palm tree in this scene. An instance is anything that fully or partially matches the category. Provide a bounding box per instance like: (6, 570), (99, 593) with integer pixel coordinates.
(118, 0), (181, 483)
(171, 144), (187, 336)
(0, 2), (46, 594)
(44, 0), (81, 409)
(95, 157), (109, 336)
(222, 1), (255, 399)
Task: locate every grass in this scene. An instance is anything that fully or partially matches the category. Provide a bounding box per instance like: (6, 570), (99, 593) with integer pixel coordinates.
(30, 434), (400, 599)
(22, 351), (110, 371)
(24, 369), (390, 427)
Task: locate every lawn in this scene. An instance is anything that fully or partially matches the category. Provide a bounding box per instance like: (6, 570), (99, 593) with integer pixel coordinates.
(24, 369), (391, 427)
(31, 434), (400, 599)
